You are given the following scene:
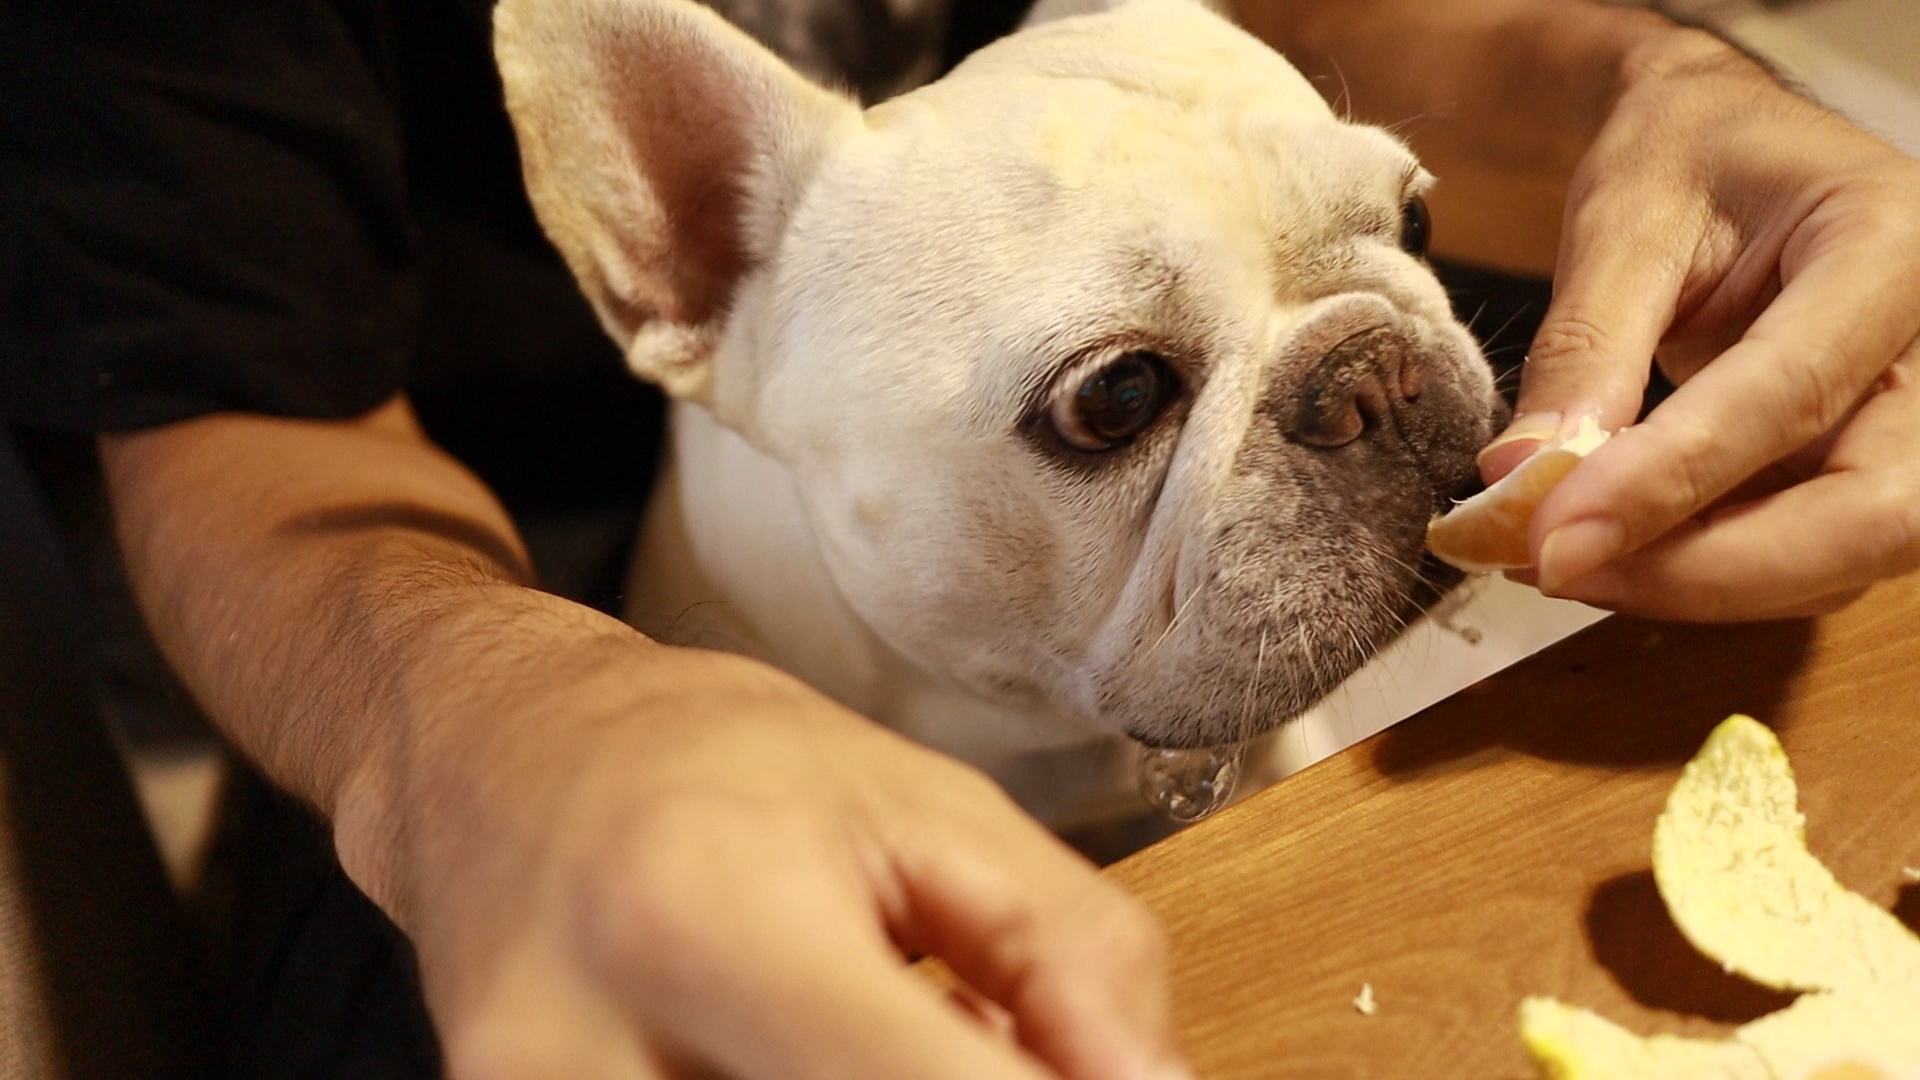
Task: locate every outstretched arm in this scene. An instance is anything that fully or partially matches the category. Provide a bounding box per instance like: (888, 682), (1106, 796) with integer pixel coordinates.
(102, 396), (1188, 1080)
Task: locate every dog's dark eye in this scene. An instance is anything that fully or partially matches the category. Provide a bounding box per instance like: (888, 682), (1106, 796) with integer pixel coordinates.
(1399, 194), (1431, 256)
(1052, 351), (1175, 452)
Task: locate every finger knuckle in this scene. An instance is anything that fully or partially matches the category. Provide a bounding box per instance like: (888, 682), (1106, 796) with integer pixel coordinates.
(1098, 891), (1170, 973)
(1870, 194), (1920, 244)
(916, 755), (1024, 822)
(972, 902), (1047, 993)
(1652, 412), (1724, 518)
(1037, 884), (1167, 978)
(1530, 312), (1622, 369)
(948, 761), (1022, 813)
(1771, 342), (1860, 443)
(1873, 468), (1920, 570)
(1847, 169), (1920, 241)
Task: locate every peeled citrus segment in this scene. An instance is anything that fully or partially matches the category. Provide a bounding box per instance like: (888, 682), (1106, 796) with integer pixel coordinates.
(1427, 416), (1609, 573)
(1517, 715), (1920, 1080)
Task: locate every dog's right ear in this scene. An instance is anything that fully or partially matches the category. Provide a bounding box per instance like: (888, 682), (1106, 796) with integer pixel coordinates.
(495, 0), (861, 402)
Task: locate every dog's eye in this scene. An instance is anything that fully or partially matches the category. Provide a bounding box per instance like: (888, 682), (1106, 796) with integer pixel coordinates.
(1052, 351), (1175, 452)
(1399, 195), (1431, 256)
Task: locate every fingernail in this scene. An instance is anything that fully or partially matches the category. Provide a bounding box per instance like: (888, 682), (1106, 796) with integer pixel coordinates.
(1537, 518), (1626, 594)
(1476, 411), (1563, 475)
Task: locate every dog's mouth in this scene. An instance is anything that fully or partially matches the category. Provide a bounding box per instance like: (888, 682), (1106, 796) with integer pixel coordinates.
(1080, 310), (1507, 789)
(1111, 458), (1483, 756)
(1126, 537), (1471, 822)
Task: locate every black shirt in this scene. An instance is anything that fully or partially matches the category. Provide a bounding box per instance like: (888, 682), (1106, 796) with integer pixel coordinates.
(3, 0), (424, 432)
(1, 0), (680, 531)
(0, 5), (1014, 1074)
(1, 0), (1035, 529)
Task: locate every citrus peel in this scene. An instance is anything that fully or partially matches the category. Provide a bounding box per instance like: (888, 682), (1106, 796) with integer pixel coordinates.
(1518, 716), (1920, 1080)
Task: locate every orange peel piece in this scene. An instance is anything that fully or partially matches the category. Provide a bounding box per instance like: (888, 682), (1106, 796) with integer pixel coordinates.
(1427, 416), (1609, 573)
(1518, 716), (1920, 1080)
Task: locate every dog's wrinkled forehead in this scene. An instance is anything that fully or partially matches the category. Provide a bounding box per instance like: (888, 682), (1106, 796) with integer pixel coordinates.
(945, 0), (1327, 117)
(758, 0), (1424, 447)
(873, 0), (1382, 217)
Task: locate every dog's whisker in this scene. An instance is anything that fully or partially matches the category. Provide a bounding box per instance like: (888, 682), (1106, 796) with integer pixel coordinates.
(1384, 108), (1447, 138)
(1143, 584), (1204, 661)
(1239, 627), (1270, 745)
(1314, 57), (1355, 123)
(1198, 677), (1227, 741)
(1462, 299), (1492, 337)
(1482, 302), (1534, 349)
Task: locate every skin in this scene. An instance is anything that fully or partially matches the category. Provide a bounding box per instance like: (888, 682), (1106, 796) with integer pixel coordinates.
(1502, 49), (1920, 622)
(102, 399), (1181, 1080)
(97, 0), (1920, 1076)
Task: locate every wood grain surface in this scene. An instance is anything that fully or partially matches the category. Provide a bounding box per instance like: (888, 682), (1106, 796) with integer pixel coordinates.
(1109, 572), (1920, 1079)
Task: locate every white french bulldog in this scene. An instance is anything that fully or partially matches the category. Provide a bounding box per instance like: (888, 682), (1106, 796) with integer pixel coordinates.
(494, 0), (1503, 829)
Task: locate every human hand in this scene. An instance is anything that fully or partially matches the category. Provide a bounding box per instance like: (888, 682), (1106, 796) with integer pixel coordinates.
(1479, 29), (1920, 621)
(101, 399), (1180, 1078)
(344, 627), (1188, 1080)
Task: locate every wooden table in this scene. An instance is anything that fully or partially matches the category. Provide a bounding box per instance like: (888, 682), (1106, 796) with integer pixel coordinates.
(1110, 572), (1920, 1078)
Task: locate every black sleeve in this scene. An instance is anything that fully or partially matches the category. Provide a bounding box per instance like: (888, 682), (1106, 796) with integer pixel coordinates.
(0, 0), (417, 433)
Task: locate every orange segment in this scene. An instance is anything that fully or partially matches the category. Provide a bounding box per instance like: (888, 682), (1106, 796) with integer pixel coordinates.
(1427, 417), (1609, 573)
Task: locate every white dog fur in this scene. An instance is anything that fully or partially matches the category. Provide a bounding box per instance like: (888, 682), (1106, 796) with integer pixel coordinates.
(495, 0), (1502, 829)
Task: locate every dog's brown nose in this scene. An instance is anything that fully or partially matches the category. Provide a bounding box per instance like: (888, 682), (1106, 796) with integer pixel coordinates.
(1284, 327), (1425, 448)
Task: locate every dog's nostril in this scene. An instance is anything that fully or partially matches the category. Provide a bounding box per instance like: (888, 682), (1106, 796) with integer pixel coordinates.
(1400, 356), (1426, 401)
(1283, 327), (1423, 450)
(1287, 375), (1383, 448)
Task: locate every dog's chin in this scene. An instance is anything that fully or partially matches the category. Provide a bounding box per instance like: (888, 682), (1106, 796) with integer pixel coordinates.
(1114, 552), (1473, 752)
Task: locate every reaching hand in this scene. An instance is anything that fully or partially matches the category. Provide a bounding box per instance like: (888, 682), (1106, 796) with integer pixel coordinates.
(1480, 30), (1920, 621)
(102, 399), (1189, 1080)
(380, 637), (1189, 1080)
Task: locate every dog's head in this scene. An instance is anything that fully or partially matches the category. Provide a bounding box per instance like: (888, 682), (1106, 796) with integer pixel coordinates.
(497, 0), (1503, 749)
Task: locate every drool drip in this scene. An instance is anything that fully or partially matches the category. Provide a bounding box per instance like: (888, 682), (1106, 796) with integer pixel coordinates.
(1137, 742), (1244, 823)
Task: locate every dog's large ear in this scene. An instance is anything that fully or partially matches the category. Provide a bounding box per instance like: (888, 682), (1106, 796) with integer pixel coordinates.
(494, 0), (860, 401)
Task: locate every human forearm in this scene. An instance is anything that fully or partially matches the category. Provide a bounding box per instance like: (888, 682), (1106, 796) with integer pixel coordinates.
(98, 395), (641, 914)
(1233, 0), (1720, 272)
(100, 393), (1192, 1079)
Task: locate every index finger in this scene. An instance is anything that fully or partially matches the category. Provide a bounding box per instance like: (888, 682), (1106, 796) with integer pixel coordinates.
(884, 795), (1188, 1080)
(579, 813), (1080, 1080)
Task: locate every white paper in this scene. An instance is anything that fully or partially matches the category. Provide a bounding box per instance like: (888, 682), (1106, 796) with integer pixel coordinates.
(1272, 577), (1609, 774)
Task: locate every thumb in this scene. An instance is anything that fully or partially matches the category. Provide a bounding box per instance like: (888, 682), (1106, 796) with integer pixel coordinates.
(1477, 180), (1692, 482)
